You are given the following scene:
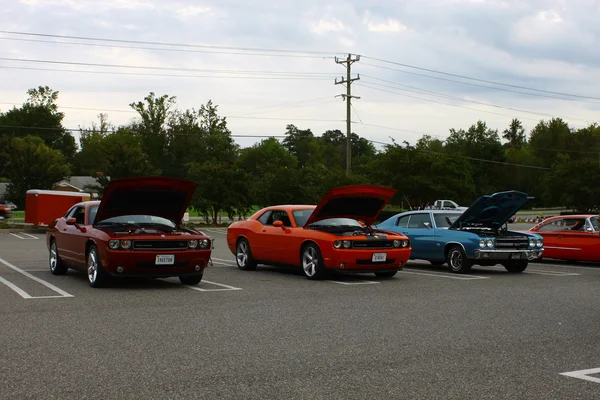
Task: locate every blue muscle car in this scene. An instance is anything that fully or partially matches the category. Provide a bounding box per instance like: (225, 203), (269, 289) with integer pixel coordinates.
(375, 190), (544, 273)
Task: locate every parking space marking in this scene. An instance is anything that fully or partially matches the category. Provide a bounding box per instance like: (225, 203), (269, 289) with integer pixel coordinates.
(329, 280), (380, 285)
(560, 367), (600, 384)
(184, 279), (243, 292)
(0, 275), (33, 298)
(0, 256), (74, 298)
(484, 265), (580, 276)
(8, 232), (39, 240)
(402, 269), (490, 280)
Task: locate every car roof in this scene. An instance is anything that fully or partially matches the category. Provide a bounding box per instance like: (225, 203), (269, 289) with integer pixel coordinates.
(543, 214), (598, 220)
(261, 205), (316, 211)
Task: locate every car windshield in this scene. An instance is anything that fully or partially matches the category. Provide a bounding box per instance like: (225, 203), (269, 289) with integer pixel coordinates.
(433, 213), (461, 228)
(291, 209), (315, 226)
(90, 205), (176, 228)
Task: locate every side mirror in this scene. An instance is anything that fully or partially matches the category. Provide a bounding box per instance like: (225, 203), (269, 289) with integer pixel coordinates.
(66, 217), (76, 225)
(272, 220), (284, 228)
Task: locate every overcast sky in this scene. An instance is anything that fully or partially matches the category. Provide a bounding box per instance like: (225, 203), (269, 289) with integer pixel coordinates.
(2, 0), (600, 149)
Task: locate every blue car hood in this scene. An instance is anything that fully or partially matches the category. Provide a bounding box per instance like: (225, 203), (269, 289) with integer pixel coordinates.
(449, 190), (533, 230)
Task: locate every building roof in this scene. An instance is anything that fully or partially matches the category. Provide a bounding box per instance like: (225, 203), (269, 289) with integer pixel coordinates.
(55, 176), (103, 192)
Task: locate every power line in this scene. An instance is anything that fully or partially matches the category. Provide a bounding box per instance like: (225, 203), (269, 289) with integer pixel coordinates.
(359, 55), (600, 101)
(0, 36), (330, 59)
(0, 30), (341, 56)
(355, 82), (590, 126)
(359, 63), (600, 104)
(0, 57), (336, 76)
(360, 77), (593, 124)
(0, 65), (332, 81)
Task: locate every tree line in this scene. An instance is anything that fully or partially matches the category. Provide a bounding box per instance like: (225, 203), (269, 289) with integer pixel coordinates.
(1, 85), (599, 221)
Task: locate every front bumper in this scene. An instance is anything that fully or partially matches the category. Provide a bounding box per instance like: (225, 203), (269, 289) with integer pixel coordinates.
(323, 248), (411, 272)
(474, 248), (544, 261)
(101, 249), (212, 278)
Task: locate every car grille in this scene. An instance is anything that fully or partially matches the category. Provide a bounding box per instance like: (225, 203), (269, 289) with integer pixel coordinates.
(352, 240), (395, 249)
(495, 237), (529, 249)
(132, 240), (189, 250)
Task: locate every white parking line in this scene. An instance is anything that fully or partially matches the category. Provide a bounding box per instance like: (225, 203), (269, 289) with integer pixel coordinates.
(485, 265), (580, 276)
(560, 367), (600, 384)
(203, 229), (227, 235)
(212, 257), (236, 264)
(0, 257), (73, 298)
(401, 269), (490, 280)
(329, 280), (380, 285)
(185, 279), (243, 292)
(9, 232), (39, 240)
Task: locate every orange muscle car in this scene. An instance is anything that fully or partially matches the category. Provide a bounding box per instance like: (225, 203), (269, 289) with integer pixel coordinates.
(226, 185), (412, 279)
(529, 214), (600, 262)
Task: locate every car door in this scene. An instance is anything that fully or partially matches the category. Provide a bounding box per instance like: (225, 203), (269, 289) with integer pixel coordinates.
(396, 213), (435, 259)
(258, 209), (297, 264)
(54, 206), (78, 264)
(61, 205), (89, 267)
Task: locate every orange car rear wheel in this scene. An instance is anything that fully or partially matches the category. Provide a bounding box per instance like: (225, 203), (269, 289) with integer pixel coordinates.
(236, 238), (257, 270)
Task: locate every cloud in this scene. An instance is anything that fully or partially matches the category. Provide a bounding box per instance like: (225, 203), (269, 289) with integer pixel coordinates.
(1, 0), (599, 148)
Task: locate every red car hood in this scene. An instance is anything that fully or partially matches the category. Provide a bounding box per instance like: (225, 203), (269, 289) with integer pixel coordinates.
(94, 176), (198, 224)
(303, 184), (397, 228)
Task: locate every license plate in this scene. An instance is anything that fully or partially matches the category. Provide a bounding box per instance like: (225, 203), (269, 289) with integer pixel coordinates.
(372, 253), (387, 262)
(155, 255), (175, 265)
(510, 253), (521, 259)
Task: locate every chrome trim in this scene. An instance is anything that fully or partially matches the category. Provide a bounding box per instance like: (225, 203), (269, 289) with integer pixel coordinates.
(475, 248), (544, 260)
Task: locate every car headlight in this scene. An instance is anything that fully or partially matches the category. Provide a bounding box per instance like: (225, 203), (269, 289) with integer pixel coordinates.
(393, 240), (401, 247)
(479, 239), (486, 249)
(120, 240), (131, 249)
(109, 240), (120, 250)
(486, 239), (494, 248)
(343, 240), (351, 248)
(199, 239), (210, 248)
(402, 240), (409, 248)
(333, 240), (342, 249)
(529, 238), (536, 248)
(188, 239), (198, 249)
(536, 238), (543, 247)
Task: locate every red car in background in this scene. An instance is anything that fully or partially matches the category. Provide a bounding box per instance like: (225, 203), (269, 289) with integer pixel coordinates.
(0, 202), (12, 220)
(226, 185), (412, 279)
(529, 214), (600, 262)
(46, 176), (213, 288)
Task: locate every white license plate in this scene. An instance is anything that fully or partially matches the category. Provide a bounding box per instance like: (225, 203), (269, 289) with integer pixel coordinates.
(510, 253), (521, 259)
(372, 253), (387, 262)
(155, 255), (175, 265)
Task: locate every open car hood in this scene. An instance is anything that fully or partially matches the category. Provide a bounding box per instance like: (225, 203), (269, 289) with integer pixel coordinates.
(303, 185), (397, 228)
(94, 176), (198, 224)
(449, 190), (533, 230)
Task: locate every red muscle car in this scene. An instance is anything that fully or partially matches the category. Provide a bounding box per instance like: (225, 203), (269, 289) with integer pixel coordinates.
(45, 176), (212, 288)
(226, 185), (412, 279)
(529, 214), (600, 262)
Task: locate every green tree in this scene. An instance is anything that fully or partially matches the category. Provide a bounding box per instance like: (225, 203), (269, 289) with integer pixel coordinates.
(502, 118), (527, 148)
(0, 86), (77, 165)
(4, 135), (70, 206)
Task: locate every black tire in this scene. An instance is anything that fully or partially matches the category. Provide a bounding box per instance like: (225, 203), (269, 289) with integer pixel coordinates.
(235, 238), (257, 270)
(374, 271), (398, 278)
(87, 244), (108, 288)
(446, 245), (473, 273)
(503, 260), (528, 273)
(179, 274), (203, 285)
(49, 239), (68, 275)
(300, 243), (327, 280)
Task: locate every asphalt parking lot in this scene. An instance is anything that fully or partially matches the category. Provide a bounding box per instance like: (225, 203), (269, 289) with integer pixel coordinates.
(1, 227), (599, 399)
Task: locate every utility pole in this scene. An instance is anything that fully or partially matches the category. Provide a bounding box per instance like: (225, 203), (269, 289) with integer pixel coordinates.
(335, 53), (360, 175)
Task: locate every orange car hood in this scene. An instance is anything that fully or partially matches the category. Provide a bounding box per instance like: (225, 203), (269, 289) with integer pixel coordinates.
(94, 176), (198, 224)
(303, 184), (397, 228)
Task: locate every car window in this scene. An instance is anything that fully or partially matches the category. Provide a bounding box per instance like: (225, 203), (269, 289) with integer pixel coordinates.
(433, 213), (460, 228)
(71, 206), (85, 225)
(537, 218), (587, 232)
(443, 201), (455, 209)
(396, 215), (410, 227)
(257, 210), (272, 225)
(65, 206), (77, 219)
(407, 213), (432, 229)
